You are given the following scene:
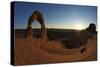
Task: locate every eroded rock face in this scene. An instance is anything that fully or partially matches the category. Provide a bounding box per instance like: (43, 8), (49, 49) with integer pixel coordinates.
(26, 11), (47, 40)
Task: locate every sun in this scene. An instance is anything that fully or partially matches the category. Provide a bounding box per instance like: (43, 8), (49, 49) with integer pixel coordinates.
(75, 24), (84, 30)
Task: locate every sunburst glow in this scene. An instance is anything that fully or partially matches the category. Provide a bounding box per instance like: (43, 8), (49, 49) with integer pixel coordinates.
(74, 24), (84, 30)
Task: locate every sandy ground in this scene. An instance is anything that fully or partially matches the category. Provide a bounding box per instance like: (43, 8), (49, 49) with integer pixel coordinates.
(14, 34), (97, 65)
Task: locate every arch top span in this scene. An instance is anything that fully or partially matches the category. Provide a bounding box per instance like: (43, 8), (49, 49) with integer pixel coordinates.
(28, 11), (44, 26)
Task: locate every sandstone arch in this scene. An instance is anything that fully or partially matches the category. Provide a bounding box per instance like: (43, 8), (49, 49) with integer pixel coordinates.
(26, 11), (47, 40)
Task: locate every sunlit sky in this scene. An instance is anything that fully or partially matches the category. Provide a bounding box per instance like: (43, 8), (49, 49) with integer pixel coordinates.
(14, 1), (97, 30)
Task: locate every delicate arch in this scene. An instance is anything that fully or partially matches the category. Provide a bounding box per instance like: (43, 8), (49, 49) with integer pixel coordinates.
(26, 11), (47, 40)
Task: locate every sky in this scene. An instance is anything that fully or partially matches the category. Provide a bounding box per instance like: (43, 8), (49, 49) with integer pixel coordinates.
(14, 1), (97, 30)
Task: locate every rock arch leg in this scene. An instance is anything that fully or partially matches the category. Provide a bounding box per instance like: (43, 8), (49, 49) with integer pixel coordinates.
(41, 24), (47, 40)
(26, 25), (33, 37)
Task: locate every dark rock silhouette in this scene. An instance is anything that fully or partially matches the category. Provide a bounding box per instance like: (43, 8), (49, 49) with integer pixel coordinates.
(80, 47), (86, 54)
(25, 11), (48, 40)
(86, 23), (96, 33)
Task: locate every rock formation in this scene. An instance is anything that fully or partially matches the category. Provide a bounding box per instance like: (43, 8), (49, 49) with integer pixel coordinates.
(86, 23), (96, 33)
(26, 11), (48, 40)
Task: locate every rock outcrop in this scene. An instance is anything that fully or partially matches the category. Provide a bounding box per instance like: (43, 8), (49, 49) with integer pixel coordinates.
(86, 23), (96, 33)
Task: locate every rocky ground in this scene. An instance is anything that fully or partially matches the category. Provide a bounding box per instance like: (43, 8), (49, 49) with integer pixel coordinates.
(14, 33), (97, 65)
